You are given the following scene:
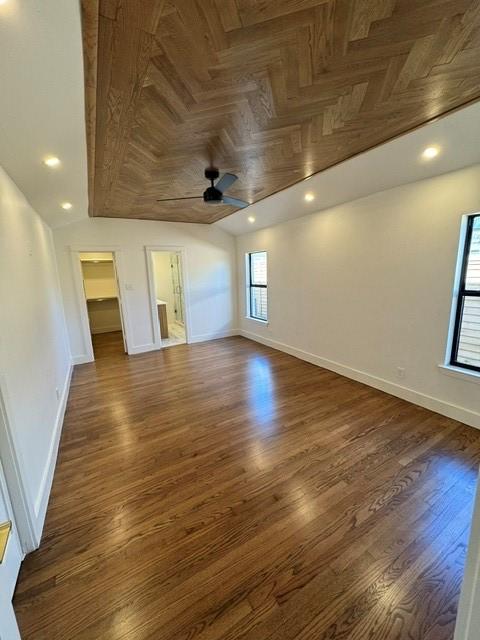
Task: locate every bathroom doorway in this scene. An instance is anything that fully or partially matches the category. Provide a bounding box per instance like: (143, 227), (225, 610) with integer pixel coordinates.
(146, 248), (189, 349)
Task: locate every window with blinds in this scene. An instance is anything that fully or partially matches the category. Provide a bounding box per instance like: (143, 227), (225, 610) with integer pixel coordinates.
(451, 214), (480, 372)
(248, 251), (267, 321)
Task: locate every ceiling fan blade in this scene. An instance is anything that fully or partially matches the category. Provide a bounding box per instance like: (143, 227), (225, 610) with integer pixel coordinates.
(156, 196), (203, 202)
(215, 173), (238, 193)
(222, 195), (249, 208)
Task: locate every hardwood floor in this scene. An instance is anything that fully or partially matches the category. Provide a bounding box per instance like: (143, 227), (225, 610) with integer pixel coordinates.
(92, 330), (126, 358)
(14, 334), (480, 639)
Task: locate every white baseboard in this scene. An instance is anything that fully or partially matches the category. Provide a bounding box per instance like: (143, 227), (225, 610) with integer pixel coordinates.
(128, 342), (160, 355)
(75, 330), (240, 358)
(91, 325), (122, 335)
(72, 354), (93, 365)
(240, 329), (480, 430)
(33, 362), (73, 542)
(73, 345), (155, 359)
(189, 329), (239, 344)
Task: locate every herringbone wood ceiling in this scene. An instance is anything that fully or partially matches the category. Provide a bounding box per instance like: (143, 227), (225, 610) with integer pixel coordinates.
(82, 0), (480, 224)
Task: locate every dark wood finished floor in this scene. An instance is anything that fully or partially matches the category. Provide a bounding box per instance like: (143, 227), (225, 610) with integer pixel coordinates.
(14, 333), (480, 639)
(92, 330), (127, 358)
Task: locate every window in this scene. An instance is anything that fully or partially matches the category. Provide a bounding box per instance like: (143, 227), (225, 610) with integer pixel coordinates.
(450, 214), (480, 372)
(247, 251), (267, 321)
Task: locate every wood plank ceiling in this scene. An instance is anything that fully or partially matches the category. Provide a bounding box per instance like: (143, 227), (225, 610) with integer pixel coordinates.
(82, 0), (480, 224)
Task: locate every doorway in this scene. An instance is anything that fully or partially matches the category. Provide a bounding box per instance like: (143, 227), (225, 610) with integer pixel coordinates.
(79, 252), (127, 359)
(147, 248), (189, 349)
(0, 456), (22, 640)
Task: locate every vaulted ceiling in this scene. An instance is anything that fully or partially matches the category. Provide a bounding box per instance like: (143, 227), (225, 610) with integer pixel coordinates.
(82, 0), (480, 224)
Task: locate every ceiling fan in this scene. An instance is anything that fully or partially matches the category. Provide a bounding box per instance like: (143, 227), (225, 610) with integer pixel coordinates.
(156, 168), (249, 208)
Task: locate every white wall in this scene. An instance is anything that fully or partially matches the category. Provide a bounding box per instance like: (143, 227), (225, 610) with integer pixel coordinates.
(237, 165), (480, 428)
(153, 252), (176, 323)
(0, 166), (71, 548)
(54, 218), (237, 361)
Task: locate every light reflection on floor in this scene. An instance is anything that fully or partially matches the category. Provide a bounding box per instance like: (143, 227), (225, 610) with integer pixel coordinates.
(247, 355), (277, 431)
(110, 394), (135, 449)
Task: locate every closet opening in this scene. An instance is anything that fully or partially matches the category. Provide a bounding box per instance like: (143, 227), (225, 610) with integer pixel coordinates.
(147, 248), (189, 349)
(79, 252), (127, 359)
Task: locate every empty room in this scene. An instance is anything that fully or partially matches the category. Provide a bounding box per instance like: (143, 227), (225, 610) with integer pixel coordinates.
(2, 1), (480, 639)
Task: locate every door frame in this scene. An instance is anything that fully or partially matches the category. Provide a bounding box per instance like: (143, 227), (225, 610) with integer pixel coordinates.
(69, 246), (132, 361)
(0, 456), (22, 640)
(0, 600), (21, 640)
(454, 478), (480, 640)
(0, 381), (36, 552)
(145, 246), (192, 349)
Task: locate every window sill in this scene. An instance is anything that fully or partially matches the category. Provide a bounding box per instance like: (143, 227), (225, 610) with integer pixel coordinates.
(438, 363), (480, 384)
(245, 316), (269, 326)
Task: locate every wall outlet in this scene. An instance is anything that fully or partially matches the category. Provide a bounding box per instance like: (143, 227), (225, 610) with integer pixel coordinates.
(396, 367), (406, 379)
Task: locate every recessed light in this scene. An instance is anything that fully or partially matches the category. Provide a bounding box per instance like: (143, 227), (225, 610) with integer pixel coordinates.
(304, 192), (315, 202)
(248, 216), (256, 223)
(0, 0), (9, 5)
(61, 202), (72, 210)
(422, 146), (440, 159)
(44, 156), (60, 168)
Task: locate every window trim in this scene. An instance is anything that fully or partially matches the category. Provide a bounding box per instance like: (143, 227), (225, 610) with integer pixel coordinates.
(247, 251), (268, 322)
(450, 214), (480, 373)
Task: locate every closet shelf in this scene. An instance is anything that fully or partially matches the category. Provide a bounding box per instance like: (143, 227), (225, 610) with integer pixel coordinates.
(81, 259), (113, 264)
(86, 296), (118, 302)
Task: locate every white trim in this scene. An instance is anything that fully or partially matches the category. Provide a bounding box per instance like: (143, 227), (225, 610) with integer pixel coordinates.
(33, 363), (73, 533)
(454, 481), (480, 640)
(111, 250), (133, 354)
(127, 343), (159, 355)
(444, 213), (477, 364)
(244, 250), (268, 324)
(145, 248), (162, 349)
(0, 363), (72, 551)
(438, 364), (480, 384)
(91, 325), (123, 335)
(245, 316), (269, 326)
(144, 245), (193, 349)
(113, 331), (240, 354)
(240, 329), (480, 429)
(0, 600), (21, 640)
(189, 330), (239, 344)
(70, 249), (94, 363)
(0, 381), (37, 552)
(71, 354), (92, 365)
(244, 253), (250, 320)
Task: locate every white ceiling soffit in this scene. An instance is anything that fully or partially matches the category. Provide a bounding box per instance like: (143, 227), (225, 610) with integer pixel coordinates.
(216, 101), (480, 236)
(0, 0), (88, 228)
